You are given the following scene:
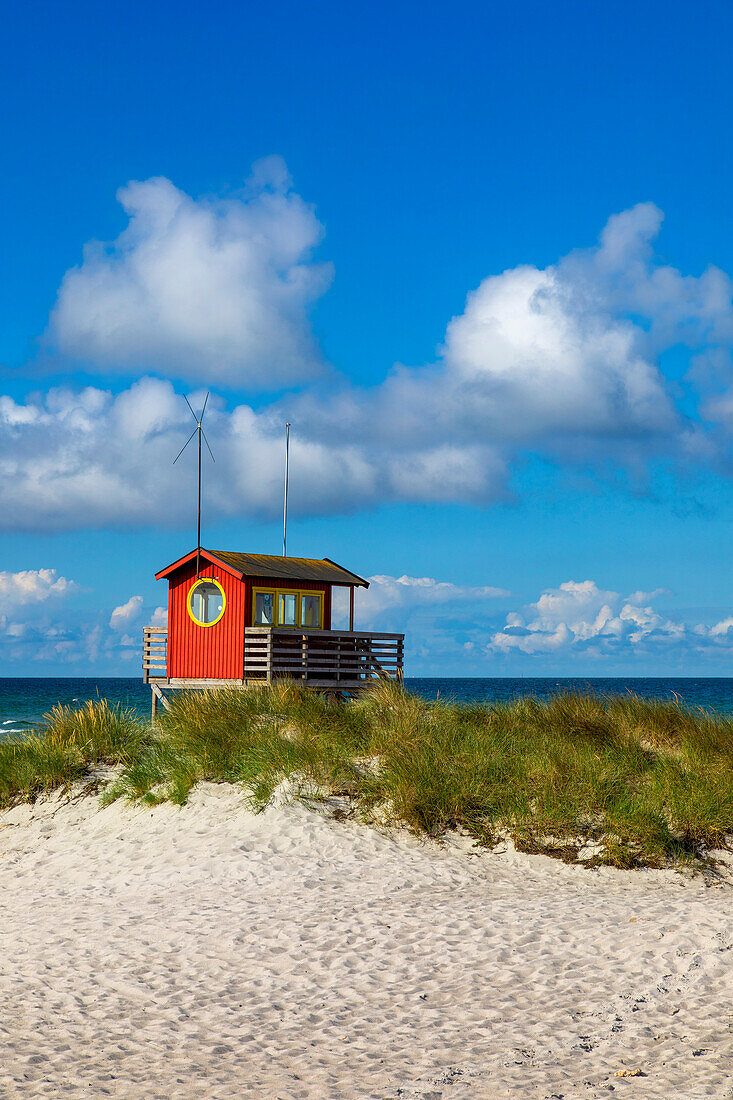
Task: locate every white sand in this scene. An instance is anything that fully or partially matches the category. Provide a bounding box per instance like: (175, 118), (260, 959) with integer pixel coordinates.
(0, 784), (731, 1100)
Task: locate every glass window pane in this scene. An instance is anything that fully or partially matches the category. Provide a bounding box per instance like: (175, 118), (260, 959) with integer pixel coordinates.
(190, 581), (224, 625)
(206, 588), (223, 623)
(254, 591), (274, 625)
(301, 594), (321, 628)
(280, 593), (297, 626)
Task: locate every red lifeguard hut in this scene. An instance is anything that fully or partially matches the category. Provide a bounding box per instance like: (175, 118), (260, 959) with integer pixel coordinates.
(143, 406), (404, 713)
(143, 547), (404, 714)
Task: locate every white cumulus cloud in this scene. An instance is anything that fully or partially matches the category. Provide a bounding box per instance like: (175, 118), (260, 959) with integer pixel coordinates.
(490, 580), (730, 658)
(331, 573), (508, 635)
(5, 201), (733, 533)
(0, 592), (167, 669)
(355, 574), (509, 625)
(49, 157), (332, 388)
(278, 200), (733, 493)
(149, 606), (167, 628)
(0, 378), (385, 532)
(0, 569), (76, 606)
(109, 595), (144, 631)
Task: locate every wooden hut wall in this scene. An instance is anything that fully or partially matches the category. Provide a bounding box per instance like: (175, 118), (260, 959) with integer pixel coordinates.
(168, 559), (246, 679)
(167, 566), (333, 679)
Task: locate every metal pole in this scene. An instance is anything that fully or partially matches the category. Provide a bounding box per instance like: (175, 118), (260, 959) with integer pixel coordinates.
(173, 393), (212, 581)
(282, 422), (290, 557)
(196, 420), (202, 578)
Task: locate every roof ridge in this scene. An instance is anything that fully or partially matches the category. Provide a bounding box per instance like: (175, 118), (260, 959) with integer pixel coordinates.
(213, 550), (327, 563)
(157, 548), (368, 586)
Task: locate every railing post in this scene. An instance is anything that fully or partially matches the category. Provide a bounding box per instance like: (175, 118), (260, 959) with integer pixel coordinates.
(266, 631), (273, 683)
(301, 632), (308, 681)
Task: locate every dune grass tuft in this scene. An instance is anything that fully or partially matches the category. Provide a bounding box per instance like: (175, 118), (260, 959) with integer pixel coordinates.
(1, 684), (731, 870)
(0, 699), (147, 807)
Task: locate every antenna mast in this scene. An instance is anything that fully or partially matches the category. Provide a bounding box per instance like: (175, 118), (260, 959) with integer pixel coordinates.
(173, 393), (215, 579)
(282, 422), (291, 557)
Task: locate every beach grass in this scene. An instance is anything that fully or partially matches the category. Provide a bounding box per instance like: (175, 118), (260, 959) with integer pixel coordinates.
(0, 699), (145, 806)
(1, 684), (731, 870)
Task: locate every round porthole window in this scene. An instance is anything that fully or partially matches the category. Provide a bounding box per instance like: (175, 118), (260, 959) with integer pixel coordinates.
(187, 578), (226, 627)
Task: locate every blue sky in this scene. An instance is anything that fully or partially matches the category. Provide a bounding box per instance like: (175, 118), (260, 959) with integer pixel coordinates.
(3, 0), (733, 675)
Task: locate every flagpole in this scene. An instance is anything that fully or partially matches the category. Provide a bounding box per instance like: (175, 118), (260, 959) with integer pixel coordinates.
(196, 418), (202, 578)
(282, 423), (290, 557)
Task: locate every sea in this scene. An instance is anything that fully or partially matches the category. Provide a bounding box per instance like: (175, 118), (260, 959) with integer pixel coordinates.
(2, 677), (733, 737)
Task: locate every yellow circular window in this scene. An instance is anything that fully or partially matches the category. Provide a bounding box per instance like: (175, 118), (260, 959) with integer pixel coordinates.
(187, 578), (226, 627)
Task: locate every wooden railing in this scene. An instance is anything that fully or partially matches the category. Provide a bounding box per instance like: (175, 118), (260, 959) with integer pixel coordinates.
(243, 627), (404, 687)
(143, 626), (168, 682)
(143, 626), (404, 689)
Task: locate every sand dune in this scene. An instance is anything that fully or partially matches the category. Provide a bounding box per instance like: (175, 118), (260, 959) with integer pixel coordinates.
(0, 783), (730, 1099)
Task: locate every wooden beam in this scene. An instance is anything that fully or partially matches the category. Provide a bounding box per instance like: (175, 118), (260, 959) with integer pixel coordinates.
(150, 682), (172, 719)
(349, 587), (354, 632)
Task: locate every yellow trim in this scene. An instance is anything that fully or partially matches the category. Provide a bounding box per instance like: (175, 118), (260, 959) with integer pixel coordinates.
(252, 587), (277, 627)
(187, 577), (226, 628)
(252, 586), (324, 629)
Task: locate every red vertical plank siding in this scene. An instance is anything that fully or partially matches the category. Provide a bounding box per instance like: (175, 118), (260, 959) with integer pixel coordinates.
(168, 560), (246, 678)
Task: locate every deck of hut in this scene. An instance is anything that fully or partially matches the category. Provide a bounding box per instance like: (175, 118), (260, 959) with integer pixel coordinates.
(143, 625), (404, 700)
(142, 548), (404, 714)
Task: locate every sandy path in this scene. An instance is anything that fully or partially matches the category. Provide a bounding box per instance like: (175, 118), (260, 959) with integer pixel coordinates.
(0, 784), (730, 1100)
